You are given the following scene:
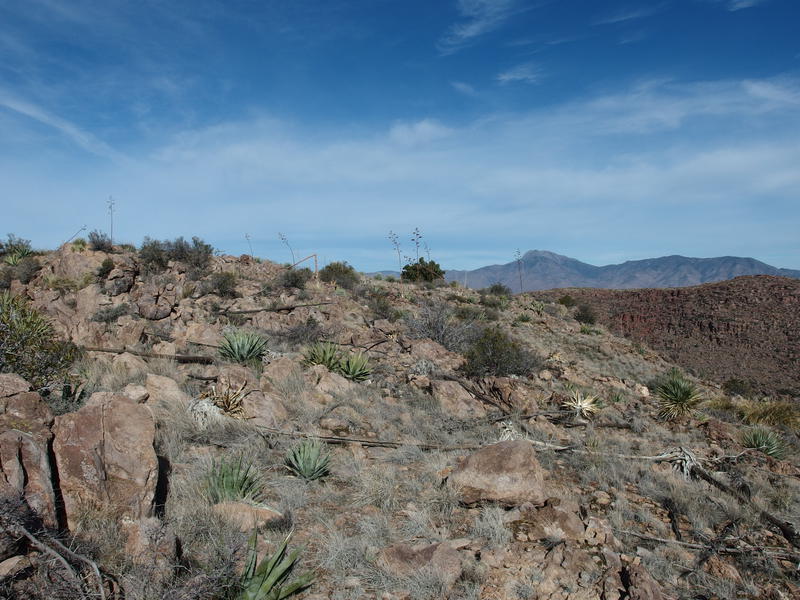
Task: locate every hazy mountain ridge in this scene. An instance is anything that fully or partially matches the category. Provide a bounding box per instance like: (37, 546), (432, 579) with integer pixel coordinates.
(443, 250), (800, 291)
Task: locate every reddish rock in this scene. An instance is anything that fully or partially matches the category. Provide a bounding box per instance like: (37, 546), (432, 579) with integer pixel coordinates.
(449, 441), (547, 507)
(52, 393), (159, 530)
(379, 541), (463, 587)
(211, 501), (284, 532)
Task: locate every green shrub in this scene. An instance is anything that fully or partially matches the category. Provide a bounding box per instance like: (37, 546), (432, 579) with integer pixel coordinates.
(284, 440), (330, 481)
(15, 257), (41, 284)
(1, 234), (33, 266)
(462, 327), (540, 377)
(138, 236), (214, 275)
(219, 330), (268, 363)
(479, 294), (507, 310)
(88, 230), (113, 252)
(365, 289), (401, 321)
(558, 294), (576, 308)
(279, 316), (324, 347)
(741, 426), (786, 459)
(91, 303), (129, 323)
(655, 368), (702, 420)
(209, 271), (238, 298)
(574, 304), (596, 325)
(205, 455), (264, 503)
(0, 292), (79, 391)
(96, 258), (115, 280)
(401, 258), (445, 282)
(319, 261), (359, 289)
(405, 300), (479, 353)
(485, 283), (512, 296)
(238, 532), (314, 600)
(303, 341), (341, 371)
(71, 238), (87, 251)
(280, 268), (313, 289)
(722, 378), (755, 397)
(741, 399), (800, 431)
(338, 352), (371, 382)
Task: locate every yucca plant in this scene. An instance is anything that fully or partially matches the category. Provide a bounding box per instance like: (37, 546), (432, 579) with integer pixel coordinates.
(337, 351), (371, 382)
(302, 341), (341, 371)
(284, 440), (330, 481)
(219, 330), (269, 363)
(562, 389), (600, 420)
(741, 426), (787, 460)
(205, 455), (264, 503)
(238, 532), (314, 600)
(656, 369), (702, 420)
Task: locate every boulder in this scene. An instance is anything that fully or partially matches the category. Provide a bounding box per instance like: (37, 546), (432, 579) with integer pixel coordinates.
(52, 393), (159, 529)
(211, 501), (285, 532)
(145, 374), (190, 407)
(103, 256), (137, 296)
(431, 380), (486, 419)
(449, 441), (546, 507)
(379, 541), (463, 587)
(134, 281), (178, 320)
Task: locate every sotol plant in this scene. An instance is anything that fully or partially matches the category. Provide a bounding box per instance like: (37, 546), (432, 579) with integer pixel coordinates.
(302, 341), (341, 371)
(741, 426), (786, 460)
(205, 455), (264, 504)
(238, 532), (313, 600)
(284, 440), (330, 481)
(338, 351), (371, 382)
(656, 369), (702, 420)
(562, 389), (600, 420)
(219, 330), (269, 363)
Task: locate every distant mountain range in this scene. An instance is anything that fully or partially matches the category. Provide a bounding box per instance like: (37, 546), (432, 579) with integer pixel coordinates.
(439, 250), (800, 291)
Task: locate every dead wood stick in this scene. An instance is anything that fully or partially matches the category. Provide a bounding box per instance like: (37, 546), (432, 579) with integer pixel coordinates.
(223, 301), (334, 315)
(256, 426), (482, 451)
(14, 525), (86, 598)
(81, 346), (214, 364)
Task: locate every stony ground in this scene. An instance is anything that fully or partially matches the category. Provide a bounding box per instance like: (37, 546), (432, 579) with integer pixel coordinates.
(1, 243), (799, 599)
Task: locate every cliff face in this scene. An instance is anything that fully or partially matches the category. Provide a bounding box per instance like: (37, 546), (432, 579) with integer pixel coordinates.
(534, 275), (800, 395)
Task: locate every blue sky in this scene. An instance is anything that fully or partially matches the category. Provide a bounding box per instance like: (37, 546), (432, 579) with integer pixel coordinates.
(1, 0), (799, 270)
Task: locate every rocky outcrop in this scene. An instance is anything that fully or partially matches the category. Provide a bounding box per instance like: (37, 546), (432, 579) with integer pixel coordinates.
(449, 441), (547, 507)
(134, 281), (178, 320)
(52, 393), (159, 529)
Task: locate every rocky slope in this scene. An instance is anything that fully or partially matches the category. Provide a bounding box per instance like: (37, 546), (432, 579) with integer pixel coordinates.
(1, 244), (799, 600)
(533, 275), (800, 396)
(444, 250), (800, 291)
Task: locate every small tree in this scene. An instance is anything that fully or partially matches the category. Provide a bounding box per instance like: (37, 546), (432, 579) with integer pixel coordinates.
(401, 258), (444, 282)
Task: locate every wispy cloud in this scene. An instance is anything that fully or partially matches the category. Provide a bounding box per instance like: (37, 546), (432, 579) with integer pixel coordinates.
(438, 0), (522, 55)
(388, 119), (454, 145)
(0, 90), (126, 162)
(726, 0), (768, 10)
(451, 81), (478, 96)
(594, 4), (665, 25)
(497, 62), (543, 84)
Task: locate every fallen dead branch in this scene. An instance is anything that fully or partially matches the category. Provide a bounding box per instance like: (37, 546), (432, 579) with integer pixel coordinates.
(81, 346), (214, 364)
(222, 301), (334, 315)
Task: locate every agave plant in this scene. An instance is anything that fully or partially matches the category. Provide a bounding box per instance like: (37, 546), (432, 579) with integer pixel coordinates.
(562, 389), (599, 420)
(656, 369), (702, 420)
(302, 341), (341, 371)
(205, 455), (264, 503)
(3, 247), (33, 266)
(199, 379), (249, 418)
(741, 426), (787, 460)
(284, 440), (330, 482)
(338, 351), (371, 382)
(219, 329), (269, 363)
(238, 532), (314, 600)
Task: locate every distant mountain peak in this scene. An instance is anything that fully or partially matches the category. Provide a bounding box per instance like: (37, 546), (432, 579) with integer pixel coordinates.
(521, 250), (572, 262)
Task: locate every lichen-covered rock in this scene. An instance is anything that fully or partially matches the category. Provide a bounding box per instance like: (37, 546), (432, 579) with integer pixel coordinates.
(449, 440), (546, 507)
(52, 393), (159, 530)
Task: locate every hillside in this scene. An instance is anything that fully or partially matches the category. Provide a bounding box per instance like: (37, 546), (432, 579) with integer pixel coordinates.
(444, 250), (800, 291)
(532, 275), (800, 397)
(1, 242), (799, 599)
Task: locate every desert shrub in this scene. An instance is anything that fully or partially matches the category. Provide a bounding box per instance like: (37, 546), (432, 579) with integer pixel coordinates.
(219, 330), (268, 363)
(239, 533), (314, 599)
(91, 303), (129, 323)
(562, 389), (600, 420)
(655, 369), (702, 420)
(741, 426), (786, 459)
(14, 257), (41, 284)
(455, 304), (483, 321)
(579, 324), (600, 335)
(88, 229), (113, 252)
(303, 341), (341, 371)
(0, 268), (13, 290)
(365, 288), (401, 321)
(319, 261), (359, 289)
(280, 268), (313, 289)
(209, 271), (238, 298)
(338, 352), (371, 382)
(461, 326), (540, 377)
(574, 304), (597, 325)
(722, 378), (755, 398)
(558, 294), (576, 308)
(512, 313), (532, 325)
(280, 316), (324, 347)
(483, 307), (500, 321)
(71, 237), (87, 251)
(405, 300), (479, 353)
(485, 283), (512, 296)
(204, 455), (264, 503)
(138, 236), (214, 275)
(284, 440), (331, 481)
(96, 258), (115, 279)
(0, 292), (79, 391)
(401, 257), (445, 282)
(479, 294), (507, 310)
